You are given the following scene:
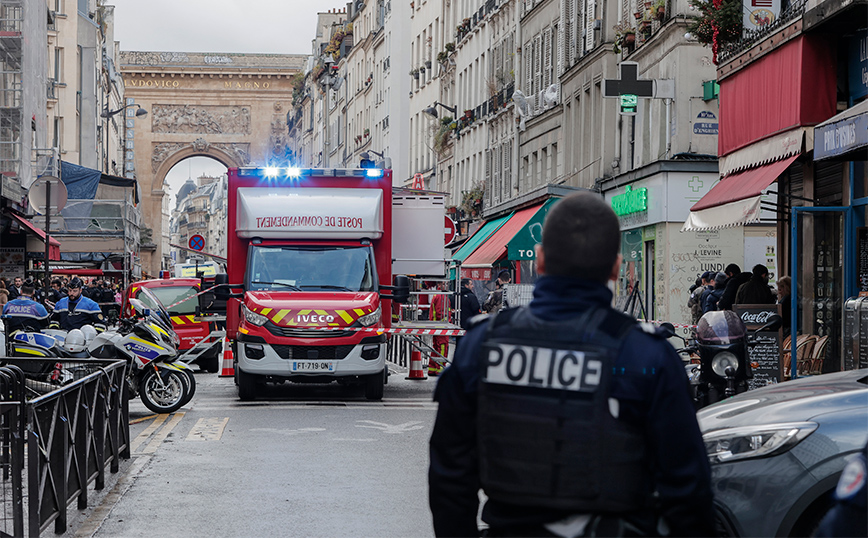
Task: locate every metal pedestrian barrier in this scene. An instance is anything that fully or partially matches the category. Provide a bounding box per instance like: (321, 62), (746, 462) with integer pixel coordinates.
(0, 358), (129, 537)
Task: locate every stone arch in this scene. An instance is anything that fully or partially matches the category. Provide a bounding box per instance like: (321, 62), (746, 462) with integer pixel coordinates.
(153, 143), (243, 188)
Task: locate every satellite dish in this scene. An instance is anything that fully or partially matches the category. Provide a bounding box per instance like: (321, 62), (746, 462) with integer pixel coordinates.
(28, 176), (68, 215)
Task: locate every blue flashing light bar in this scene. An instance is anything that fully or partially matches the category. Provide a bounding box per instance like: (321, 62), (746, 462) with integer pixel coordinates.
(237, 167), (385, 179)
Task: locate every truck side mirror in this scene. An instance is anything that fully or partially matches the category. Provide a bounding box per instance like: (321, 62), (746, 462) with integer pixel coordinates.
(214, 273), (229, 302)
(392, 275), (410, 304)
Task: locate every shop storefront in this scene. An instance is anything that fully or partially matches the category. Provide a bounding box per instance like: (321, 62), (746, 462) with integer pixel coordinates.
(0, 211), (61, 281)
(605, 161), (777, 333)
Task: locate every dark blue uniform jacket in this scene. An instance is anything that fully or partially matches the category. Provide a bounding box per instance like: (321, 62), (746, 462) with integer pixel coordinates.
(429, 276), (715, 537)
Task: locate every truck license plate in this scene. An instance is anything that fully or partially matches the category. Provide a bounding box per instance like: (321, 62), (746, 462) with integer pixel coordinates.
(291, 361), (336, 372)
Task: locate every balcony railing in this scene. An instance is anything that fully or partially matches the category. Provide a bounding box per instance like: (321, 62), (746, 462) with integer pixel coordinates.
(718, 0), (808, 64)
(457, 83), (515, 132)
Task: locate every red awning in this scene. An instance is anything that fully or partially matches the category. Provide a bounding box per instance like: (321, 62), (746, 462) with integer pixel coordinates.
(719, 35), (836, 159)
(691, 155), (799, 212)
(52, 269), (104, 276)
(462, 204), (541, 268)
(7, 212), (61, 260)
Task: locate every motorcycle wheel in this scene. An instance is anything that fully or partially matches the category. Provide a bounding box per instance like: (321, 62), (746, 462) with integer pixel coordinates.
(179, 367), (196, 407)
(140, 368), (187, 414)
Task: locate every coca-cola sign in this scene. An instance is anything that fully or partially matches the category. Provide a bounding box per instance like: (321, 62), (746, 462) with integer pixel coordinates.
(740, 311), (774, 325)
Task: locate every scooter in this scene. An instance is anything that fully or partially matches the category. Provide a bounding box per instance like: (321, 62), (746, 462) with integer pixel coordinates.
(88, 299), (195, 413)
(663, 311), (782, 409)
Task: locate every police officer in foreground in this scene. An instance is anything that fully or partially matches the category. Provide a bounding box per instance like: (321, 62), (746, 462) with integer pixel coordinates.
(51, 278), (106, 332)
(2, 280), (49, 333)
(429, 193), (714, 537)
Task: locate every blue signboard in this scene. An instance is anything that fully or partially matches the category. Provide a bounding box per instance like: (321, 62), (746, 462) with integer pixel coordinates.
(693, 111), (719, 135)
(849, 30), (868, 100)
(814, 111), (868, 161)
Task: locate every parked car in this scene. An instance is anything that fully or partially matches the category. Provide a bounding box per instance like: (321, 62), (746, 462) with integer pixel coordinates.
(698, 369), (868, 537)
(122, 278), (221, 372)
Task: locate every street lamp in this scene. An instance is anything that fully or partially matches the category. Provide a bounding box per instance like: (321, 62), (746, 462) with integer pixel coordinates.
(423, 102), (457, 119)
(360, 149), (391, 170)
(101, 104), (147, 173)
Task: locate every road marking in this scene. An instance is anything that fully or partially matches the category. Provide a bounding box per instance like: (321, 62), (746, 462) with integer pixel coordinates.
(130, 413), (168, 453)
(355, 420), (425, 434)
(129, 414), (158, 425)
(249, 427), (326, 436)
(332, 438), (377, 442)
(140, 412), (185, 455)
(186, 417), (229, 441)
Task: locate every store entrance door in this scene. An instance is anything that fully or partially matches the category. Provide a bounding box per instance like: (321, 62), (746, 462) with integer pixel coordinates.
(791, 207), (854, 377)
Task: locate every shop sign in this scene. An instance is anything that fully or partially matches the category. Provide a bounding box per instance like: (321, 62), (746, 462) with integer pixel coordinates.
(814, 112), (868, 160)
(734, 304), (783, 389)
(1, 175), (23, 202)
(0, 248), (25, 278)
(849, 30), (868, 100)
(461, 267), (492, 281)
(743, 0), (779, 33)
(611, 185), (648, 216)
(693, 111), (719, 135)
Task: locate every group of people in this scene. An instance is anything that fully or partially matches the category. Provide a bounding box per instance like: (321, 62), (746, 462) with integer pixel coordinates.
(0, 276), (110, 335)
(686, 263), (791, 325)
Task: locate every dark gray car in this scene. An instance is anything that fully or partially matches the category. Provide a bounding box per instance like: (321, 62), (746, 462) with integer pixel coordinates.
(697, 369), (868, 537)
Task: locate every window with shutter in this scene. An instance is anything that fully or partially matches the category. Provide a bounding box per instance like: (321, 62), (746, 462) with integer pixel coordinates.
(525, 39), (533, 95)
(543, 27), (553, 90)
(534, 33), (542, 105)
(493, 144), (502, 203)
(559, 1), (568, 75)
(503, 140), (512, 200)
(585, 0), (596, 52)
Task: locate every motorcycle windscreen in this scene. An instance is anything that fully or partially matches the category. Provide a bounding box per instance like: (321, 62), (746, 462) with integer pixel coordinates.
(696, 310), (747, 345)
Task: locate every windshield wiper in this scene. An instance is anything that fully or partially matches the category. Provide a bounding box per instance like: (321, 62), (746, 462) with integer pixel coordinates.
(249, 281), (303, 291)
(300, 284), (352, 291)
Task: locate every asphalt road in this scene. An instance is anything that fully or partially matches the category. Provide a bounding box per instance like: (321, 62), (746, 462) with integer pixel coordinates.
(67, 365), (440, 538)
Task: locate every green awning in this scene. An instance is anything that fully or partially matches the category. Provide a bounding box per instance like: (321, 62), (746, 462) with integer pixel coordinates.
(453, 214), (511, 262)
(506, 198), (560, 261)
(449, 214), (511, 278)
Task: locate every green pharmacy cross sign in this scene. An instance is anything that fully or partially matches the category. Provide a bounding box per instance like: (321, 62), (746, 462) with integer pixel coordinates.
(611, 185), (648, 216)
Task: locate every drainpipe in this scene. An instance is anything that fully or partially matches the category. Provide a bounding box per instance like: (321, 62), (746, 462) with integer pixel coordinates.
(512, 4), (522, 194)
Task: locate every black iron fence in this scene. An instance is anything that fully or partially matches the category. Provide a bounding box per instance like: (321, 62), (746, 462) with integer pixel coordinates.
(0, 358), (129, 537)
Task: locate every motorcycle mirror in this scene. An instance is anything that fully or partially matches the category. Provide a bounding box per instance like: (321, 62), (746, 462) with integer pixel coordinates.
(754, 314), (783, 333)
(658, 322), (677, 338)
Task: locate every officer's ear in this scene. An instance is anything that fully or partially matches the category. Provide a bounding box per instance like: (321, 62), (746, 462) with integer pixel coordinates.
(609, 254), (623, 283)
(535, 244), (546, 275)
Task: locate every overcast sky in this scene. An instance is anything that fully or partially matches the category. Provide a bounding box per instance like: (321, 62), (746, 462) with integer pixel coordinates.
(112, 0), (324, 204)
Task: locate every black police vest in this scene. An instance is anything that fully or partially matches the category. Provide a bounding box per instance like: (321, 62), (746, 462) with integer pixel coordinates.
(478, 305), (649, 513)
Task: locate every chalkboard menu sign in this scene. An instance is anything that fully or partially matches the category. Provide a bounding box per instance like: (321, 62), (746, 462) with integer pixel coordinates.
(859, 228), (868, 296)
(734, 304), (783, 389)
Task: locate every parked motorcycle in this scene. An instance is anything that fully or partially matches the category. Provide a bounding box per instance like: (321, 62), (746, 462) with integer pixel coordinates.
(663, 310), (782, 409)
(88, 298), (195, 413)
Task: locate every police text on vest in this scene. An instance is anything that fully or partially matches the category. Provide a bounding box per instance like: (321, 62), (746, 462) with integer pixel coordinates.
(484, 344), (602, 392)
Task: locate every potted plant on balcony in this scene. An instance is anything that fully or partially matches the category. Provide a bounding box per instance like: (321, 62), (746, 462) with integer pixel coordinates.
(425, 60), (432, 69)
(653, 0), (667, 20)
(445, 42), (455, 53)
(687, 0), (742, 63)
(612, 21), (636, 53)
(410, 68), (420, 79)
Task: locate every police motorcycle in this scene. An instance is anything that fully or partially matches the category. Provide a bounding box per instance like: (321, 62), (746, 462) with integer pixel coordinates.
(662, 310), (782, 409)
(88, 297), (195, 413)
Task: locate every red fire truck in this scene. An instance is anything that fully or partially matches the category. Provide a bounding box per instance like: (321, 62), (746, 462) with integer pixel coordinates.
(215, 166), (445, 400)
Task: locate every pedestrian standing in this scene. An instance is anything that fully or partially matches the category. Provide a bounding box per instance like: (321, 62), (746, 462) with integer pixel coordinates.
(735, 264), (776, 305)
(717, 263), (751, 311)
(702, 273), (727, 313)
(458, 278), (481, 329)
(777, 276), (792, 337)
(429, 192), (714, 537)
(7, 277), (22, 300)
(482, 270), (512, 314)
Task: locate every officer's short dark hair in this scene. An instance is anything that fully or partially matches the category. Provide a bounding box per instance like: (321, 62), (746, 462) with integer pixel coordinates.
(541, 193), (620, 283)
(461, 278), (472, 287)
(752, 264), (768, 277)
(21, 283), (35, 295)
(725, 263), (741, 276)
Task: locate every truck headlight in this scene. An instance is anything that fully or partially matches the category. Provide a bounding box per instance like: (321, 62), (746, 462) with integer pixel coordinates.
(703, 422), (818, 464)
(242, 304), (268, 326)
(357, 307), (381, 327)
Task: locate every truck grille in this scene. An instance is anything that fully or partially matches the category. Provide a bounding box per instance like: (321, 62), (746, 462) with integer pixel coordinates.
(272, 345), (355, 360)
(265, 321), (354, 338)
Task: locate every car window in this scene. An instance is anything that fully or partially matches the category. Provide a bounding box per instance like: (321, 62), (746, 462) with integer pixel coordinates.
(143, 286), (199, 315)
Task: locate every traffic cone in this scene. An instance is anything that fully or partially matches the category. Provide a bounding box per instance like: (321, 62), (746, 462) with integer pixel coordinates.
(219, 337), (235, 377)
(406, 350), (427, 380)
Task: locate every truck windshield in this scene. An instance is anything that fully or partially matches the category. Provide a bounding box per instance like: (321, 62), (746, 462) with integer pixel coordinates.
(247, 245), (377, 292)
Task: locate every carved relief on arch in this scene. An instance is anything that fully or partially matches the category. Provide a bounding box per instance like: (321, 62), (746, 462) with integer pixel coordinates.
(152, 141), (252, 173)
